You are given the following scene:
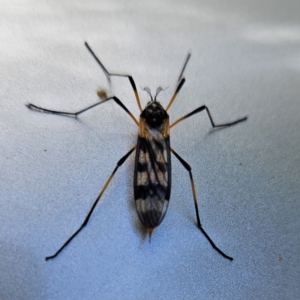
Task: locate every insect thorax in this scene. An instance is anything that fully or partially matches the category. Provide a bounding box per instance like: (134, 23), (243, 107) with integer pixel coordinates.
(140, 102), (169, 129)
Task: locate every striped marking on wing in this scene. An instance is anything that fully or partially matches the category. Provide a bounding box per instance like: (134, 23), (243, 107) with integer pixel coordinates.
(136, 135), (168, 192)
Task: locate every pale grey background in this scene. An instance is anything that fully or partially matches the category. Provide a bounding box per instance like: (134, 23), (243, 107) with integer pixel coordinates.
(1, 0), (300, 299)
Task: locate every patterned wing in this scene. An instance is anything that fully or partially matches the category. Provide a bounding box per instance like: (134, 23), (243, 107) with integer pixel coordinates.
(134, 127), (171, 228)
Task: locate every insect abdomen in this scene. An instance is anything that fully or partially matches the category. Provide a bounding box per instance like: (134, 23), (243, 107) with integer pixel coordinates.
(134, 132), (171, 228)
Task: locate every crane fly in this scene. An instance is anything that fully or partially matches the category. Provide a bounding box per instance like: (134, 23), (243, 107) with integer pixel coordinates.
(27, 42), (247, 261)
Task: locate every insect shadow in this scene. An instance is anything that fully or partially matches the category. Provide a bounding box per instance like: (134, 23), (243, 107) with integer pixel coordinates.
(26, 42), (247, 261)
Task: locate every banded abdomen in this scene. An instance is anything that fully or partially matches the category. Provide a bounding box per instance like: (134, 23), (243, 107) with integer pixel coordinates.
(134, 124), (171, 229)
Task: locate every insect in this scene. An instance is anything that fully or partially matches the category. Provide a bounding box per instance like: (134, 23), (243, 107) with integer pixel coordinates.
(27, 42), (247, 261)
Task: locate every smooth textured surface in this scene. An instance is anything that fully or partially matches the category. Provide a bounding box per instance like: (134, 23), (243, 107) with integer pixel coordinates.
(1, 0), (300, 299)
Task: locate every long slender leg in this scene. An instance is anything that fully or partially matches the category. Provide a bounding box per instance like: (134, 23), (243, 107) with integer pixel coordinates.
(85, 42), (143, 112)
(45, 145), (136, 261)
(177, 53), (191, 81)
(171, 148), (233, 261)
(26, 96), (139, 126)
(170, 105), (247, 129)
(165, 53), (190, 111)
(165, 78), (186, 112)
